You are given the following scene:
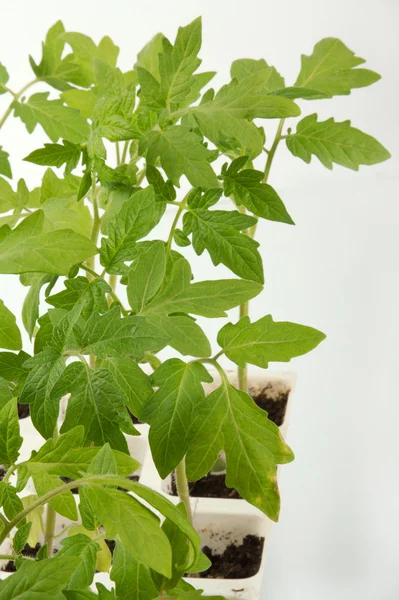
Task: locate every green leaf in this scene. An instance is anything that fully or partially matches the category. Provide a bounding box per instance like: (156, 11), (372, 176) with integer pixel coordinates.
(191, 71), (300, 156)
(295, 38), (381, 97)
(33, 470), (78, 520)
(136, 33), (164, 80)
(0, 351), (30, 386)
(218, 315), (326, 368)
(183, 205), (263, 283)
(0, 399), (22, 465)
(55, 362), (129, 452)
(47, 276), (110, 320)
(0, 62), (9, 94)
(127, 241), (166, 313)
(100, 357), (153, 418)
(0, 211), (97, 275)
(63, 591), (97, 600)
(231, 58), (285, 92)
(186, 380), (294, 520)
(0, 482), (24, 521)
(0, 177), (17, 213)
(21, 495), (44, 548)
(0, 556), (80, 599)
(0, 147), (12, 179)
(145, 126), (219, 189)
(76, 307), (169, 358)
(12, 522), (32, 553)
(0, 377), (12, 410)
(61, 89), (96, 119)
(100, 186), (163, 274)
(141, 359), (212, 478)
(57, 534), (99, 589)
(41, 196), (93, 239)
(12, 92), (90, 144)
(111, 540), (159, 600)
(0, 300), (22, 350)
(40, 168), (80, 203)
(84, 485), (172, 577)
(148, 314), (211, 357)
(20, 348), (66, 439)
(22, 274), (52, 339)
(24, 427), (138, 478)
(159, 17), (202, 108)
(222, 159), (294, 224)
(24, 141), (81, 175)
(61, 32), (119, 86)
(286, 114), (391, 170)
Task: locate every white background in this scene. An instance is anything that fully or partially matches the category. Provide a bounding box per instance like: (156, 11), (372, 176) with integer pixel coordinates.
(0, 1), (398, 598)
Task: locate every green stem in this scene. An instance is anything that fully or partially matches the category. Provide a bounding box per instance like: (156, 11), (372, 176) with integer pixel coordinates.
(44, 504), (57, 556)
(166, 202), (186, 253)
(2, 464), (16, 483)
(115, 142), (121, 166)
(145, 352), (161, 371)
(0, 78), (39, 130)
(238, 301), (249, 393)
(175, 458), (193, 524)
(121, 141), (129, 164)
(0, 554), (20, 561)
(263, 118), (285, 184)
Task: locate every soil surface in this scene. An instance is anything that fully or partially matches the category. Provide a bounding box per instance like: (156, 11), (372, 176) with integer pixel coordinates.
(17, 403), (30, 419)
(171, 473), (241, 499)
(0, 467), (5, 481)
(252, 387), (289, 427)
(3, 543), (41, 572)
(198, 535), (264, 579)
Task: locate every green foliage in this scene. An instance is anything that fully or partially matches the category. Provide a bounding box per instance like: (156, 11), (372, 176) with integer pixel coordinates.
(0, 17), (389, 598)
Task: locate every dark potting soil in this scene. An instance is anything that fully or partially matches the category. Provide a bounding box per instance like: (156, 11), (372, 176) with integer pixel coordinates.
(128, 409), (142, 425)
(0, 467), (5, 481)
(3, 543), (41, 573)
(171, 473), (241, 500)
(117, 474), (140, 491)
(105, 539), (115, 554)
(252, 384), (289, 427)
(17, 403), (30, 419)
(197, 535), (264, 579)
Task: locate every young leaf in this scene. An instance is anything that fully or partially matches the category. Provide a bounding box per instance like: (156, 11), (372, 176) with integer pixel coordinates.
(100, 356), (153, 418)
(22, 274), (52, 339)
(0, 299), (22, 350)
(286, 114), (391, 170)
(159, 17), (202, 109)
(183, 206), (263, 283)
(0, 146), (12, 179)
(141, 359), (212, 478)
(47, 276), (110, 320)
(84, 485), (172, 577)
(0, 556), (81, 600)
(54, 362), (130, 452)
(0, 482), (25, 521)
(0, 62), (9, 94)
(136, 33), (164, 80)
(218, 315), (326, 368)
(12, 522), (32, 553)
(0, 177), (17, 213)
(295, 38), (381, 97)
(0, 211), (97, 275)
(60, 31), (119, 85)
(230, 58), (285, 92)
(0, 350), (30, 386)
(12, 92), (90, 144)
(24, 141), (81, 175)
(57, 534), (99, 589)
(127, 241), (166, 313)
(61, 89), (96, 119)
(100, 186), (163, 273)
(148, 314), (211, 357)
(186, 381), (294, 520)
(144, 127), (220, 189)
(21, 495), (44, 548)
(111, 540), (159, 600)
(33, 470), (78, 520)
(222, 159), (294, 224)
(0, 399), (22, 465)
(20, 348), (66, 439)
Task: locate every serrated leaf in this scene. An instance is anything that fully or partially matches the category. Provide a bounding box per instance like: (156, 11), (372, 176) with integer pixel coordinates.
(0, 399), (22, 465)
(0, 351), (30, 386)
(61, 31), (119, 86)
(159, 17), (202, 109)
(33, 470), (78, 520)
(24, 141), (81, 175)
(0, 299), (22, 350)
(100, 356), (153, 418)
(141, 359), (212, 478)
(223, 160), (294, 224)
(41, 196), (93, 238)
(0, 147), (12, 179)
(111, 540), (159, 600)
(186, 381), (294, 520)
(40, 168), (80, 202)
(0, 211), (97, 275)
(183, 206), (263, 283)
(0, 177), (17, 213)
(0, 482), (24, 522)
(148, 314), (211, 357)
(22, 274), (52, 339)
(21, 495), (44, 548)
(0, 555), (80, 599)
(12, 522), (32, 553)
(20, 348), (66, 439)
(0, 377), (12, 410)
(100, 186), (163, 274)
(57, 534), (99, 589)
(0, 62), (9, 94)
(12, 92), (90, 144)
(231, 58), (285, 92)
(144, 127), (219, 189)
(218, 315), (326, 368)
(295, 38), (381, 97)
(54, 362), (129, 452)
(286, 114), (390, 170)
(127, 241), (166, 313)
(136, 33), (164, 80)
(84, 485), (172, 577)
(191, 71), (300, 156)
(47, 276), (110, 320)
(76, 307), (169, 358)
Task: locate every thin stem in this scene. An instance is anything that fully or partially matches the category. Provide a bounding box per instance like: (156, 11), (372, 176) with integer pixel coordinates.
(44, 504), (57, 556)
(0, 78), (39, 130)
(90, 172), (101, 246)
(238, 302), (249, 393)
(115, 142), (121, 166)
(175, 458), (193, 524)
(2, 464), (16, 483)
(0, 555), (20, 561)
(263, 119), (285, 184)
(107, 274), (118, 308)
(145, 352), (161, 371)
(166, 202), (186, 253)
(121, 141), (129, 164)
